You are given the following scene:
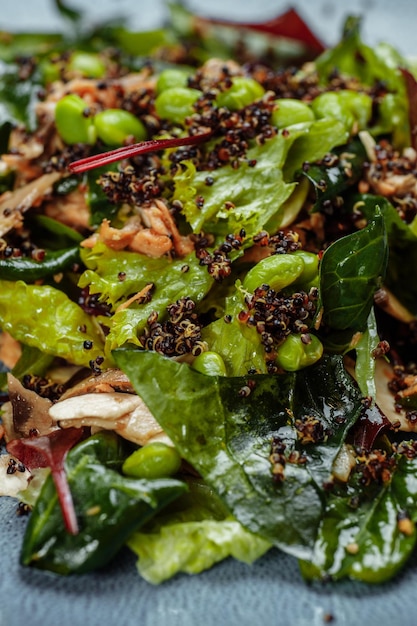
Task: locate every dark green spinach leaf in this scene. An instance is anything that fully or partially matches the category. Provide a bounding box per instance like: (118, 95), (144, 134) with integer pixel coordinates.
(319, 208), (387, 342)
(300, 447), (417, 582)
(21, 431), (186, 574)
(347, 193), (417, 316)
(113, 349), (362, 560)
(300, 139), (367, 211)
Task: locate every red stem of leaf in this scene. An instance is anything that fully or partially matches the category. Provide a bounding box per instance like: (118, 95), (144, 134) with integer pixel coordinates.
(68, 130), (213, 174)
(7, 427), (85, 535)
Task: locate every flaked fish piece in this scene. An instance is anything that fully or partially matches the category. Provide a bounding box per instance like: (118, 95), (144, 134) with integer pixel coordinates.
(0, 171), (61, 236)
(81, 199), (194, 258)
(59, 368), (135, 400)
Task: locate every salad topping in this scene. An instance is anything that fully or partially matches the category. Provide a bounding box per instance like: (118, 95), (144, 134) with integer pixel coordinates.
(1, 1), (417, 585)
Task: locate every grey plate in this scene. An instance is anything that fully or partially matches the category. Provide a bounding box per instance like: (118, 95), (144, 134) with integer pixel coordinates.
(2, 494), (417, 626)
(1, 2), (417, 625)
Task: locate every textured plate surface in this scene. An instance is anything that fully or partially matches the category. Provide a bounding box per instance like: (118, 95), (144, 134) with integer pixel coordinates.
(1, 2), (417, 625)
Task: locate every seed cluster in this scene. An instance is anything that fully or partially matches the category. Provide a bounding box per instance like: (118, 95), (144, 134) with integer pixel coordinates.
(78, 287), (112, 317)
(121, 86), (162, 135)
(0, 234), (40, 261)
(195, 230), (245, 282)
(239, 285), (319, 371)
(251, 65), (385, 103)
(139, 296), (207, 357)
(269, 435), (307, 483)
(269, 436), (287, 483)
(45, 143), (91, 173)
(294, 415), (327, 444)
(98, 163), (165, 205)
(355, 449), (396, 485)
(253, 229), (301, 254)
(6, 457), (26, 475)
(170, 95), (277, 171)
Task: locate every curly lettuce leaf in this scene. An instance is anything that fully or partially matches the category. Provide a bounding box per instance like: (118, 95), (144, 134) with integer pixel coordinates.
(114, 349), (363, 561)
(79, 243), (214, 351)
(173, 133), (297, 237)
(0, 280), (106, 367)
(173, 119), (348, 239)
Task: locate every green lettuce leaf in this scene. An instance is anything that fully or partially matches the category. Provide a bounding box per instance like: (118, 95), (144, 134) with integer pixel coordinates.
(201, 287), (267, 376)
(0, 280), (106, 367)
(173, 133), (297, 237)
(79, 243), (214, 351)
(283, 118), (349, 180)
(127, 479), (270, 584)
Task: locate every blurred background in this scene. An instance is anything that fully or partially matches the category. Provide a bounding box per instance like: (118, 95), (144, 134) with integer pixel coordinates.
(1, 0), (416, 56)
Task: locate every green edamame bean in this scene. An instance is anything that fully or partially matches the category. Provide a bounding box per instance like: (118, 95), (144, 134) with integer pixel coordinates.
(243, 253), (305, 293)
(55, 94), (97, 145)
(271, 99), (315, 128)
(191, 351), (227, 376)
(216, 77), (264, 111)
(154, 87), (201, 125)
(94, 109), (147, 146)
(156, 68), (191, 93)
(122, 442), (182, 479)
(292, 250), (319, 285)
(69, 52), (106, 78)
(275, 333), (323, 372)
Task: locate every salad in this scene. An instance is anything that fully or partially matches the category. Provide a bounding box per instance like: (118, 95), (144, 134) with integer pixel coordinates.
(1, 0), (417, 585)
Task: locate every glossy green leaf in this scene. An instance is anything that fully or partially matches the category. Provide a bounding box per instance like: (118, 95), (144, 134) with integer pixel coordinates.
(21, 431), (187, 574)
(300, 448), (417, 583)
(300, 139), (367, 212)
(320, 209), (388, 333)
(347, 193), (417, 316)
(113, 349), (362, 560)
